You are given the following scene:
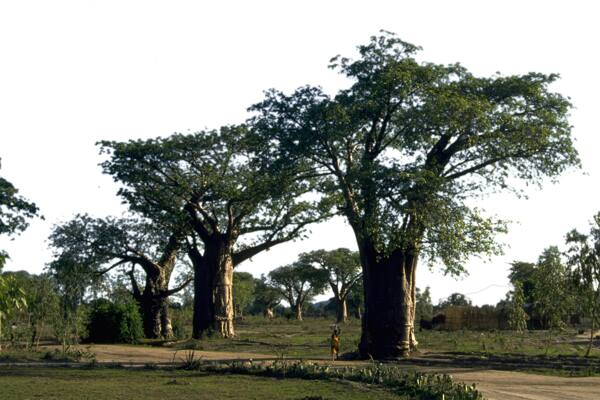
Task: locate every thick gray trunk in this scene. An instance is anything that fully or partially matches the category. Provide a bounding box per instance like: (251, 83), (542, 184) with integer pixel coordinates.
(358, 248), (416, 359)
(160, 302), (174, 339)
(213, 253), (235, 337)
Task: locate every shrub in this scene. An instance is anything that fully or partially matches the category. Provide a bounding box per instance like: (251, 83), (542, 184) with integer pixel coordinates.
(86, 299), (143, 344)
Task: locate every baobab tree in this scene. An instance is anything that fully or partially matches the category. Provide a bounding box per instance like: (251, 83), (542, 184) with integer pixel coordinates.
(99, 126), (332, 338)
(268, 262), (328, 320)
(299, 248), (362, 323)
(48, 215), (191, 338)
(249, 32), (579, 358)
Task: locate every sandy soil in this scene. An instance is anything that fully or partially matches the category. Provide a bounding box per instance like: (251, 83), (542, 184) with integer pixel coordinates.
(41, 344), (273, 364)
(451, 369), (600, 400)
(39, 344), (600, 399)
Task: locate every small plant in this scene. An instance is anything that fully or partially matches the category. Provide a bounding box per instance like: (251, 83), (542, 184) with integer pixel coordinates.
(181, 349), (203, 370)
(203, 360), (484, 400)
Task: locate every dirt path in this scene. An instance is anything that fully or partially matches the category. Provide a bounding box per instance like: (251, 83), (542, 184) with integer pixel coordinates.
(39, 345), (600, 399)
(41, 344), (273, 363)
(451, 369), (600, 400)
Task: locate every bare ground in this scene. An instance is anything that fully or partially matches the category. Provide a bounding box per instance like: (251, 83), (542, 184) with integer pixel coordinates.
(38, 344), (600, 400)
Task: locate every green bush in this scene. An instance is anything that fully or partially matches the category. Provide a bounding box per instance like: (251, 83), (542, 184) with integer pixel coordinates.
(201, 360), (484, 400)
(86, 299), (143, 344)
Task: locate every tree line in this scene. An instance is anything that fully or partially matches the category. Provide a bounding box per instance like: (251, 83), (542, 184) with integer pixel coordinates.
(1, 31), (580, 359)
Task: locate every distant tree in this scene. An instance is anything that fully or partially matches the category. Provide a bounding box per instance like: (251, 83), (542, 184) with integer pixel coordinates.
(0, 274), (27, 350)
(99, 127), (332, 338)
(48, 214), (191, 339)
(532, 247), (573, 332)
(415, 286), (433, 321)
(6, 271), (60, 348)
(565, 213), (600, 356)
(233, 272), (256, 319)
(438, 293), (472, 309)
(49, 256), (93, 349)
(249, 32), (578, 358)
(509, 261), (536, 305)
(252, 274), (282, 317)
(507, 281), (529, 332)
(299, 248), (362, 323)
(0, 159), (40, 269)
(268, 262), (328, 320)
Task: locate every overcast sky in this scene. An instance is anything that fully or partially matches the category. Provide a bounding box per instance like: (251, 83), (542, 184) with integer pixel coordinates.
(1, 0), (598, 305)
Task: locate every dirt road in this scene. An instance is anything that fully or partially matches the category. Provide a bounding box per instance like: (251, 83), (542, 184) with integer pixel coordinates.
(451, 369), (600, 400)
(39, 344), (600, 399)
(42, 344), (273, 364)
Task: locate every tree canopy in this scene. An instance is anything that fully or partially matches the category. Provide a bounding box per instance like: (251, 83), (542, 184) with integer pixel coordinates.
(249, 31), (579, 273)
(268, 262), (328, 320)
(299, 248), (362, 322)
(98, 127), (331, 262)
(0, 160), (40, 269)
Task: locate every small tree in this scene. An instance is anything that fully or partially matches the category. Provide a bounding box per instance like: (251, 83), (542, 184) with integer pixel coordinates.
(268, 262), (328, 320)
(533, 247), (572, 330)
(565, 213), (600, 356)
(415, 286), (433, 321)
(507, 281), (528, 332)
(532, 246), (573, 354)
(6, 271), (60, 348)
(0, 274), (27, 350)
(252, 274), (282, 317)
(299, 248), (362, 323)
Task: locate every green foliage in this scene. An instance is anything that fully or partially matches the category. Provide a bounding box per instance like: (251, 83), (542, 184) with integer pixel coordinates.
(268, 262), (329, 318)
(415, 286), (433, 321)
(0, 160), (40, 268)
(98, 127), (332, 265)
(507, 281), (529, 332)
(299, 248), (361, 299)
(565, 212), (600, 355)
(250, 274), (282, 314)
(232, 272), (256, 318)
(3, 271), (60, 347)
(87, 298), (144, 344)
(0, 274), (27, 349)
(250, 31), (579, 275)
(509, 261), (537, 305)
(532, 247), (573, 330)
(205, 360), (483, 400)
(438, 292), (472, 309)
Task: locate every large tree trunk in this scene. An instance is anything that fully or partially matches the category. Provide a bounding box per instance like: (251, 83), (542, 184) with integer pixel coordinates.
(409, 263), (419, 351)
(213, 252), (235, 337)
(160, 302), (174, 339)
(190, 237), (235, 338)
(336, 297), (348, 323)
(358, 248), (417, 359)
(139, 293), (162, 339)
(189, 246), (215, 339)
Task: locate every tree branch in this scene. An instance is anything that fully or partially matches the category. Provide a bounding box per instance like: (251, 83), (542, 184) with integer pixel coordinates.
(161, 277), (193, 298)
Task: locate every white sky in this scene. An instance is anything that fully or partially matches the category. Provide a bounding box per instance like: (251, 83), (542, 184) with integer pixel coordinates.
(1, 0), (599, 306)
